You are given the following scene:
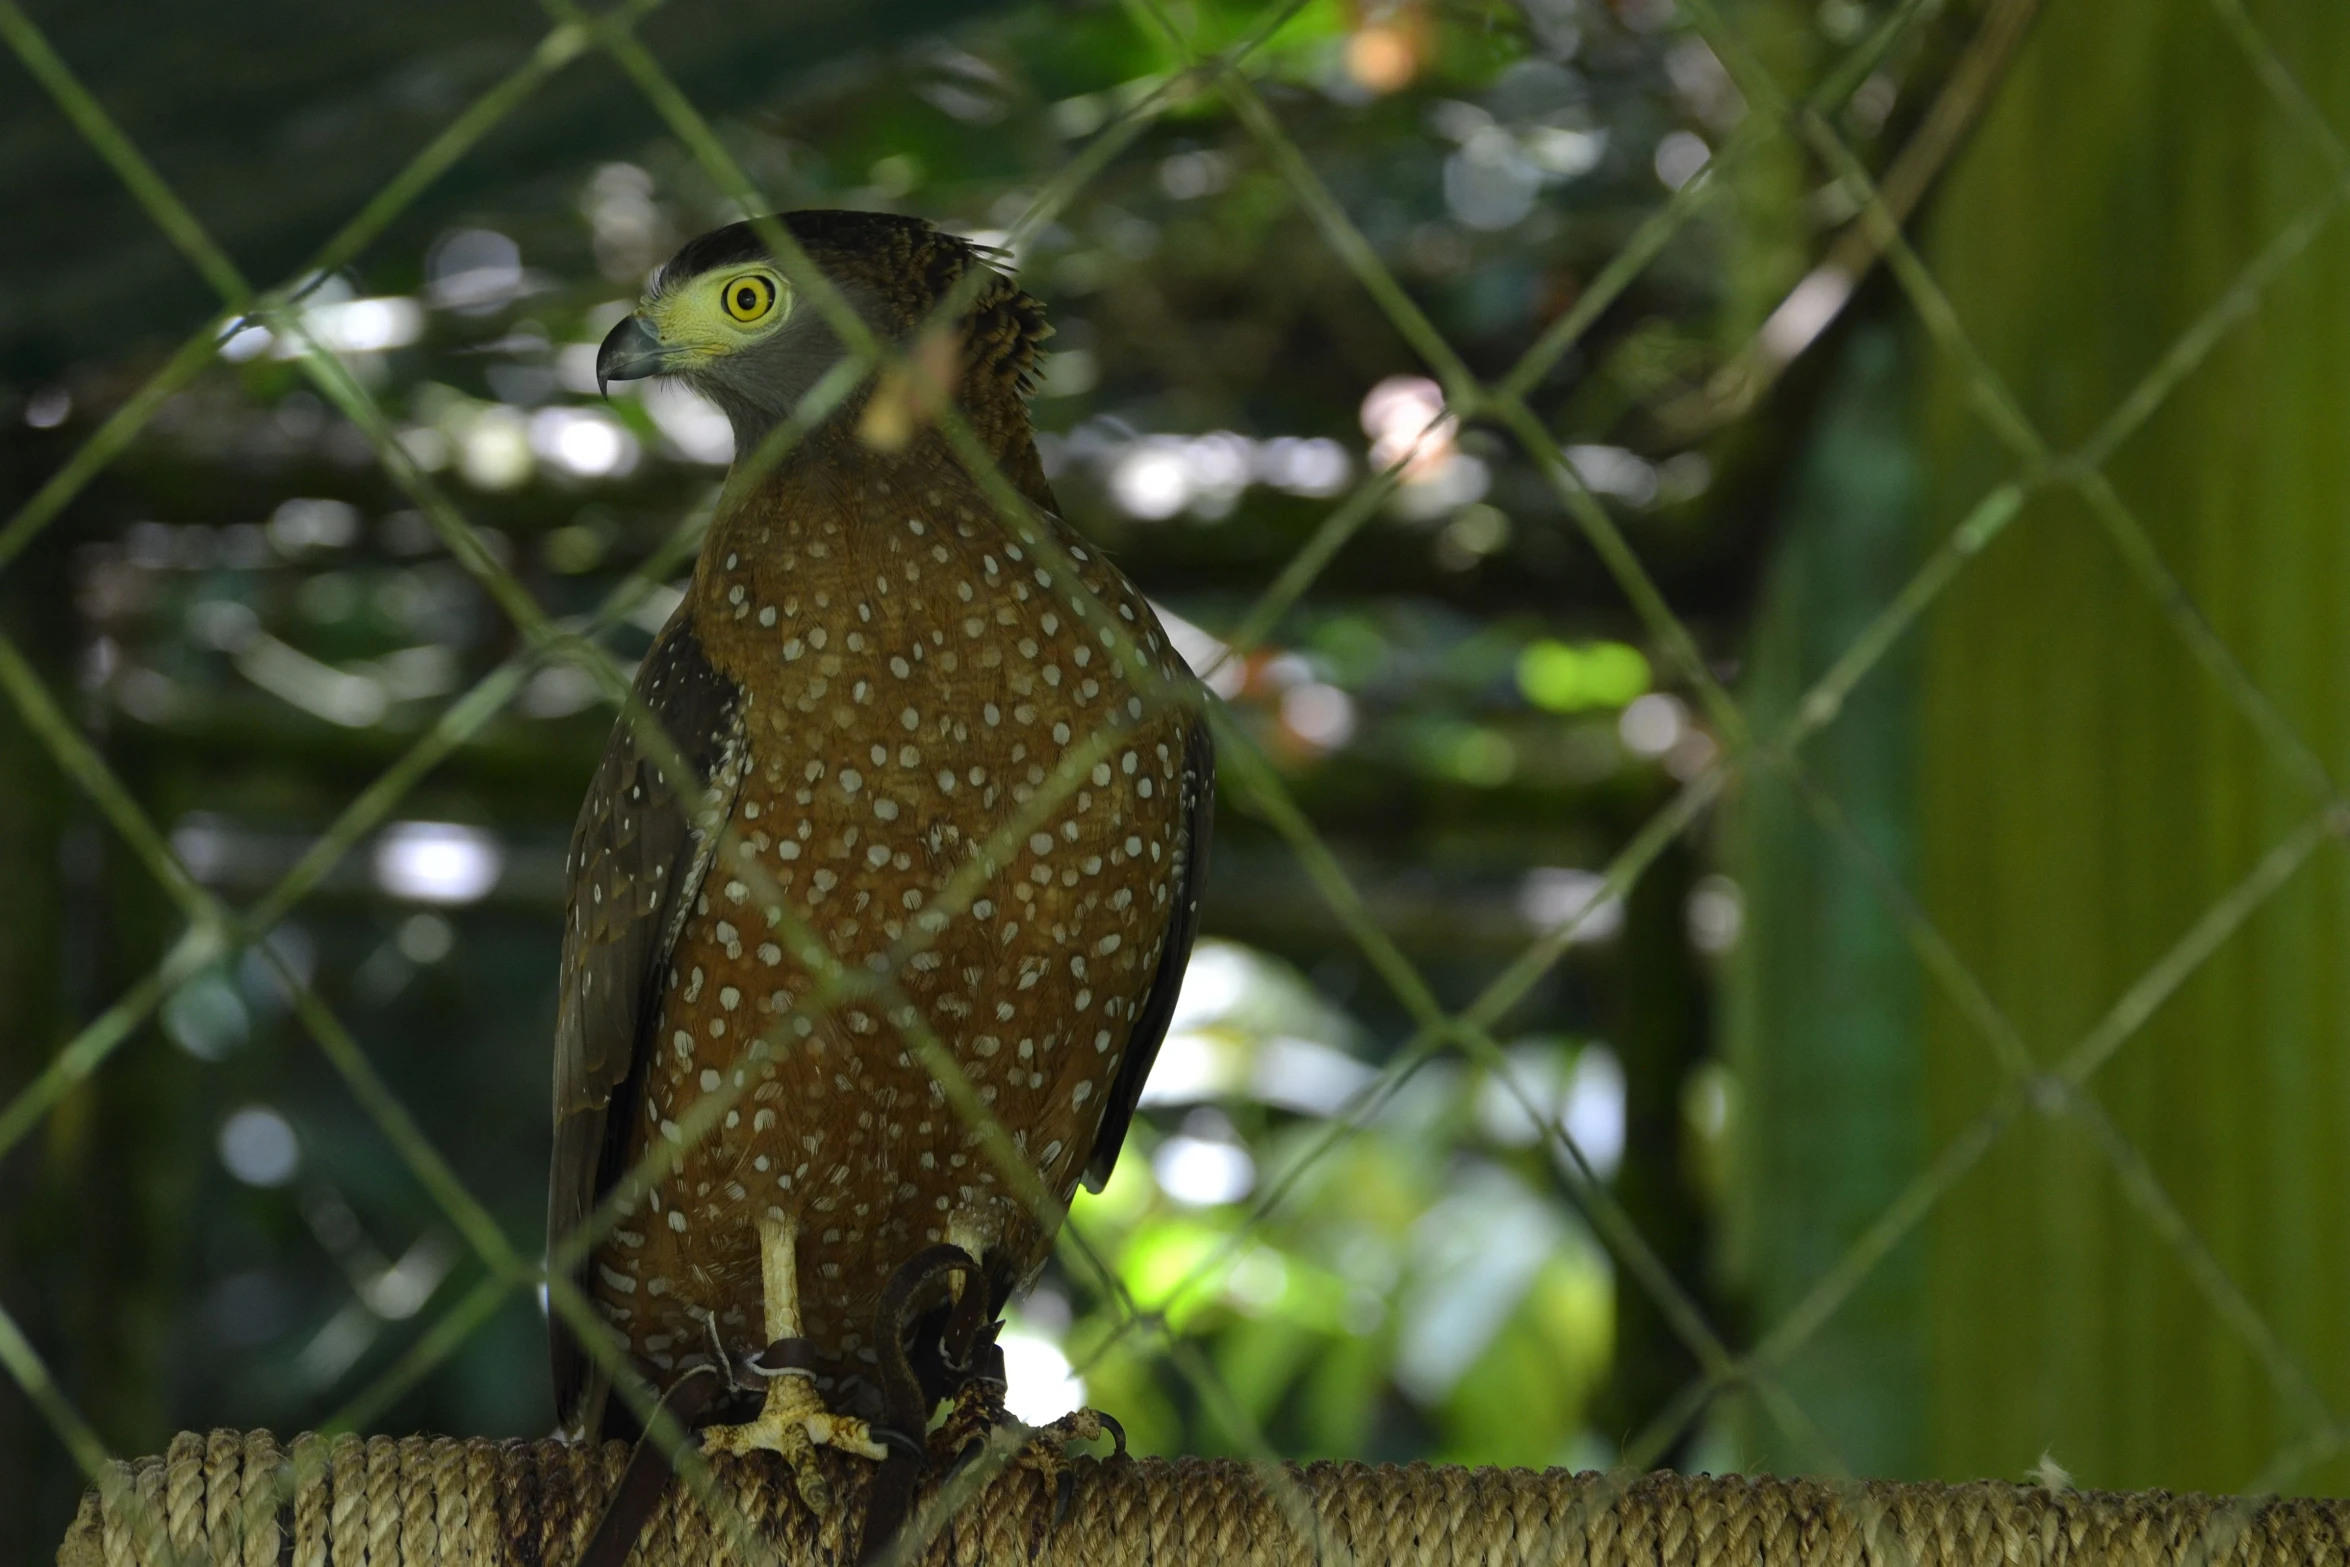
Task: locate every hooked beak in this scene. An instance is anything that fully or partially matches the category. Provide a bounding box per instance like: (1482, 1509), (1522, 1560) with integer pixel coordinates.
(595, 314), (670, 396)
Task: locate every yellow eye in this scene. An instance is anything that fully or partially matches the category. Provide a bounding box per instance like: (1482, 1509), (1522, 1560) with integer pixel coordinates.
(721, 273), (778, 324)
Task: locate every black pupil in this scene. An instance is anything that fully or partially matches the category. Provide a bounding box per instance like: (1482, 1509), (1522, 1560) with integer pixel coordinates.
(736, 285), (758, 312)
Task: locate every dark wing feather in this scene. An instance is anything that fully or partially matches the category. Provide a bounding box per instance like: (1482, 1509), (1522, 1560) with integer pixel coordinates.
(548, 617), (744, 1437)
(1082, 713), (1214, 1193)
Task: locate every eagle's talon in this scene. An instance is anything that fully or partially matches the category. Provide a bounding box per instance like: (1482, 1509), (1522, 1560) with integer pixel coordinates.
(702, 1372), (888, 1512)
(1026, 1405), (1125, 1457)
(1019, 1414), (1109, 1529)
(930, 1376), (1122, 1517)
(1028, 1405), (1124, 1519)
(929, 1373), (1011, 1472)
(1073, 1408), (1126, 1459)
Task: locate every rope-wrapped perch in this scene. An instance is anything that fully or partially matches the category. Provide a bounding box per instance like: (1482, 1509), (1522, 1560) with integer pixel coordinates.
(55, 1429), (2350, 1567)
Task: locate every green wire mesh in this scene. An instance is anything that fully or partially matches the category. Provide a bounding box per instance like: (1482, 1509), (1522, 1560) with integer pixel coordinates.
(8, 0), (2350, 1561)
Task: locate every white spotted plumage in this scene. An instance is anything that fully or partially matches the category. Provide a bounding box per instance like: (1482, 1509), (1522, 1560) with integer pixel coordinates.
(587, 459), (1198, 1376)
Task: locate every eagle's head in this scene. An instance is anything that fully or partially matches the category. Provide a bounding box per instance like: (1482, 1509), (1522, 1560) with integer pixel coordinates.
(596, 210), (1046, 452)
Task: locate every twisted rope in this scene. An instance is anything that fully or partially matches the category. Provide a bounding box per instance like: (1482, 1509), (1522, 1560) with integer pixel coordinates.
(53, 1430), (2350, 1567)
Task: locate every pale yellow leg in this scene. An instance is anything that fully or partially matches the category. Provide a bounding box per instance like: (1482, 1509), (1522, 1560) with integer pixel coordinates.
(946, 1215), (989, 1300)
(701, 1215), (888, 1510)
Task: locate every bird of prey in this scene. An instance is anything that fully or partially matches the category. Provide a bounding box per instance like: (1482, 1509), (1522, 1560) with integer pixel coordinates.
(547, 210), (1212, 1522)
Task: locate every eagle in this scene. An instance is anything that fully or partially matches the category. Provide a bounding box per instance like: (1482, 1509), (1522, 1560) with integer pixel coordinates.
(546, 210), (1211, 1546)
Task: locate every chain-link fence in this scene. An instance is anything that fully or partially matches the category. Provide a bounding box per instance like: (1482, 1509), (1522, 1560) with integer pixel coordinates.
(6, 0), (2350, 1558)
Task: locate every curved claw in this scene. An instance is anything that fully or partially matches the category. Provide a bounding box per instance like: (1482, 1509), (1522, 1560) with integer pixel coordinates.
(873, 1424), (927, 1461)
(1029, 1408), (1125, 1528)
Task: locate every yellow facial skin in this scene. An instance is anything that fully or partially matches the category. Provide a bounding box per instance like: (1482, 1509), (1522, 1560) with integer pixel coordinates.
(645, 265), (794, 365)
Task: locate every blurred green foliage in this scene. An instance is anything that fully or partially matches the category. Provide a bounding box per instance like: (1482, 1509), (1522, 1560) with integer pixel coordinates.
(1518, 638), (1652, 712)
